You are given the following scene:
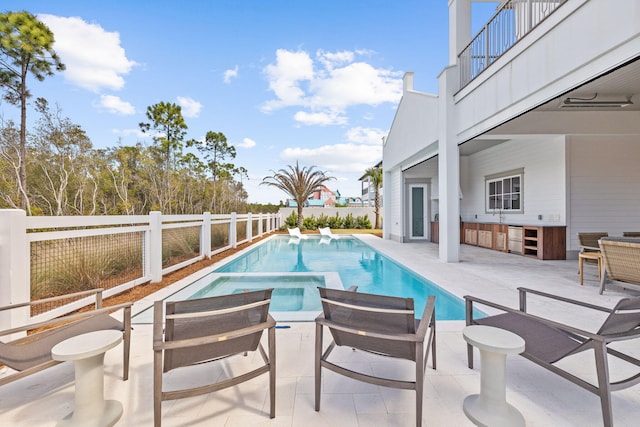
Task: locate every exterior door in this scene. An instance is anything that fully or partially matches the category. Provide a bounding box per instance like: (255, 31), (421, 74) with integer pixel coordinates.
(410, 185), (428, 239)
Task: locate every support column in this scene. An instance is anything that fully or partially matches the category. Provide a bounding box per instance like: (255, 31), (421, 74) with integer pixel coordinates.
(449, 0), (471, 63)
(438, 65), (461, 262)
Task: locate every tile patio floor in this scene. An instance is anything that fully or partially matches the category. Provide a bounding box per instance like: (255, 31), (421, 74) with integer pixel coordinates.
(2, 235), (640, 426)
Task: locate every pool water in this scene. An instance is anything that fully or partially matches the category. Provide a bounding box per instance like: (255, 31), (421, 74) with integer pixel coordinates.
(133, 235), (482, 323)
(212, 236), (478, 321)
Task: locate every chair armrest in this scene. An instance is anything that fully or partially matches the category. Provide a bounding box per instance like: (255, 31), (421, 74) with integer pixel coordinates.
(516, 287), (611, 313)
(0, 301), (132, 338)
(464, 294), (603, 341)
(415, 296), (436, 340)
(154, 317), (276, 351)
(315, 317), (420, 342)
(0, 288), (105, 312)
(579, 245), (600, 252)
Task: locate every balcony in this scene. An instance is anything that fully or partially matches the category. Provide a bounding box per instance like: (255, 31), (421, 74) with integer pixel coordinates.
(458, 0), (567, 89)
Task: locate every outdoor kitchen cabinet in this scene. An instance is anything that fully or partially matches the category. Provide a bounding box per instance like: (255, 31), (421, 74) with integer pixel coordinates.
(462, 222), (566, 260)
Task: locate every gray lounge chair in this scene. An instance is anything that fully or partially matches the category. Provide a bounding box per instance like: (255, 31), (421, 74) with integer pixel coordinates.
(0, 288), (132, 386)
(152, 289), (276, 427)
(465, 287), (640, 427)
(315, 287), (436, 427)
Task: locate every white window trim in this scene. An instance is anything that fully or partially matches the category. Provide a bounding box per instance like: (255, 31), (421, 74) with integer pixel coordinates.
(485, 169), (524, 214)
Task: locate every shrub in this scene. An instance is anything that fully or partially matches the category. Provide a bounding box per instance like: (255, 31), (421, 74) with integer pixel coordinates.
(327, 213), (343, 229)
(315, 213), (329, 228)
(342, 213), (356, 229)
(303, 216), (317, 230)
(355, 214), (372, 229)
(284, 212), (298, 227)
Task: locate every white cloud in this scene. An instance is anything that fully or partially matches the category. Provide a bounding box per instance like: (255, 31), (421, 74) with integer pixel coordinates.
(262, 49), (314, 112)
(344, 127), (386, 145)
(293, 111), (347, 126)
(262, 48), (402, 126)
(176, 96), (203, 118)
(224, 65), (239, 84)
(112, 128), (148, 138)
(238, 138), (256, 149)
(38, 14), (137, 92)
(96, 95), (135, 115)
(281, 143), (381, 174)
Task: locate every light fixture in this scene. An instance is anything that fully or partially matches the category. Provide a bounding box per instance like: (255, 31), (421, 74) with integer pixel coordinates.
(561, 93), (633, 108)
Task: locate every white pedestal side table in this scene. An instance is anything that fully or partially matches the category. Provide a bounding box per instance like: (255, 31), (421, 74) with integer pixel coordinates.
(463, 325), (525, 427)
(52, 329), (123, 427)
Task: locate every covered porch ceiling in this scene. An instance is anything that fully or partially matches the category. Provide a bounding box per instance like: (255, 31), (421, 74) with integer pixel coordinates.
(460, 56), (640, 154)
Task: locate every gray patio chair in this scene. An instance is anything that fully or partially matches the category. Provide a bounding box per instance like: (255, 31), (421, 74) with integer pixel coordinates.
(465, 287), (640, 427)
(578, 232), (608, 252)
(0, 288), (132, 387)
(153, 289), (276, 427)
(622, 232), (640, 237)
(315, 287), (436, 427)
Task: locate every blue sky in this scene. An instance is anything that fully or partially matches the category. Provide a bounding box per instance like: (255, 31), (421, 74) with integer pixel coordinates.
(1, 1), (493, 203)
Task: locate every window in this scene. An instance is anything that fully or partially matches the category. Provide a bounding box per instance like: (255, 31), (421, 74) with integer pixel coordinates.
(486, 171), (522, 212)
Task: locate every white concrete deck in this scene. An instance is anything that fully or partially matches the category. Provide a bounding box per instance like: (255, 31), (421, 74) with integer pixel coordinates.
(2, 235), (640, 426)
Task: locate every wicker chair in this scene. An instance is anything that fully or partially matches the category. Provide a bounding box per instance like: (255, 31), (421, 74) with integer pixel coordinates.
(153, 289), (276, 427)
(465, 287), (640, 427)
(623, 232), (640, 237)
(315, 287), (436, 427)
(0, 288), (132, 387)
(599, 237), (640, 294)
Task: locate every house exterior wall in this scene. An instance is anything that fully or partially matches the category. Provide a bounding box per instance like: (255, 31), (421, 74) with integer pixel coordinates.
(382, 0), (640, 262)
(462, 137), (566, 225)
(567, 135), (640, 254)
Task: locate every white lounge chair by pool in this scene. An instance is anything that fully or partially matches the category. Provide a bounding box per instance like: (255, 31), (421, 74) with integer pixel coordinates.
(318, 227), (341, 239)
(288, 227), (309, 239)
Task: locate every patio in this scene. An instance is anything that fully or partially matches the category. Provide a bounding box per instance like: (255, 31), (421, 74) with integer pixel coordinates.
(1, 235), (640, 426)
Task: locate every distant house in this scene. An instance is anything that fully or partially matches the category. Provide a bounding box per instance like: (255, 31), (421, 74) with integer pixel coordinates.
(359, 160), (383, 208)
(285, 185), (344, 208)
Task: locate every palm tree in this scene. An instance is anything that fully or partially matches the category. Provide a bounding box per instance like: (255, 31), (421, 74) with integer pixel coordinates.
(261, 162), (334, 229)
(363, 166), (383, 229)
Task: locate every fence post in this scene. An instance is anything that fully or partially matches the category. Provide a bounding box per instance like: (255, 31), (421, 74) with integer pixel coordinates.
(230, 212), (237, 248)
(149, 211), (162, 283)
(202, 212), (211, 259)
(0, 209), (29, 331)
(257, 213), (263, 237)
(267, 213), (272, 233)
(247, 212), (253, 242)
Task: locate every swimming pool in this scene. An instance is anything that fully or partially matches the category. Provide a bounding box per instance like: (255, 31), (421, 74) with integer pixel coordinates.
(134, 235), (480, 323)
(214, 235), (477, 321)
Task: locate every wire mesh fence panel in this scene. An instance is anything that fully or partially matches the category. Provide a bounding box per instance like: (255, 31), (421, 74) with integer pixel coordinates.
(211, 222), (230, 252)
(30, 232), (144, 315)
(236, 220), (247, 243)
(162, 226), (201, 268)
(252, 219), (260, 237)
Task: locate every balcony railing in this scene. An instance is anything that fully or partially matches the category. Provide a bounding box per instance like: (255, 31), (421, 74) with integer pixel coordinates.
(459, 0), (567, 88)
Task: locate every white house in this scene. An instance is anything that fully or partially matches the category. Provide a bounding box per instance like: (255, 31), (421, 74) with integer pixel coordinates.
(383, 0), (640, 262)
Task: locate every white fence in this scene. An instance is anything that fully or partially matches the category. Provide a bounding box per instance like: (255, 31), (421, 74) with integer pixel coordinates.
(0, 209), (280, 329)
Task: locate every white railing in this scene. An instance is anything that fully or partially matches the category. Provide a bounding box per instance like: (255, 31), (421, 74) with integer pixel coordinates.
(0, 209), (281, 328)
(459, 0), (567, 88)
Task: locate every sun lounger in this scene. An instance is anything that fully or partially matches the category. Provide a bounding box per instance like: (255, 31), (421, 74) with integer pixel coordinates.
(288, 227), (309, 239)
